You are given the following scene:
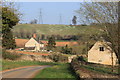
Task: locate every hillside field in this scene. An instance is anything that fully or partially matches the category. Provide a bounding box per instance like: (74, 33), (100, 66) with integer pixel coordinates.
(13, 24), (104, 36)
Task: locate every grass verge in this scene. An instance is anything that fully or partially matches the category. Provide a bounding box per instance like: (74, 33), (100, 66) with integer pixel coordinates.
(34, 63), (78, 79)
(2, 60), (58, 70)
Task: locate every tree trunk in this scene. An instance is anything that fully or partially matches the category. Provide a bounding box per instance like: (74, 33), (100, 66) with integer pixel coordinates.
(111, 52), (114, 72)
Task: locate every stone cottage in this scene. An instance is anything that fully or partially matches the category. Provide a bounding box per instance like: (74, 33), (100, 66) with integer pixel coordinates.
(24, 34), (44, 51)
(88, 40), (118, 65)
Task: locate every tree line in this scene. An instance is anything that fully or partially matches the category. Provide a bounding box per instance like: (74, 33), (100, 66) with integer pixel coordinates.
(13, 30), (80, 40)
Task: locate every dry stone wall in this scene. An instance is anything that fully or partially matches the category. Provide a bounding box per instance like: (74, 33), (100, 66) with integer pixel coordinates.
(17, 53), (77, 63)
(19, 54), (53, 62)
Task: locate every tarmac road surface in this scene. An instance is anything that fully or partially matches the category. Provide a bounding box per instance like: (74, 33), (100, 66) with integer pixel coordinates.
(2, 65), (51, 78)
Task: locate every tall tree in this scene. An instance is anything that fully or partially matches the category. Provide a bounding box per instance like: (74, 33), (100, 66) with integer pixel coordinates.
(47, 36), (56, 51)
(2, 6), (19, 49)
(41, 34), (45, 40)
(76, 2), (119, 73)
(61, 45), (73, 54)
(72, 16), (77, 25)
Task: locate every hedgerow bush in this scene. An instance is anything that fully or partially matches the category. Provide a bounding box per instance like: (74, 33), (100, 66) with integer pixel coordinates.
(48, 53), (68, 62)
(2, 49), (22, 60)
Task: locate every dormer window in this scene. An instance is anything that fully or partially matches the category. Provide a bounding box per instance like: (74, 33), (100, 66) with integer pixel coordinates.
(99, 46), (104, 51)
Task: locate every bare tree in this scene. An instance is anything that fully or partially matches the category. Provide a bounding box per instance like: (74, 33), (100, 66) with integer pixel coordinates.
(76, 2), (119, 73)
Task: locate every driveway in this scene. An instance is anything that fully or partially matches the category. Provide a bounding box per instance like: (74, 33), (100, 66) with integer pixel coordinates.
(2, 65), (51, 78)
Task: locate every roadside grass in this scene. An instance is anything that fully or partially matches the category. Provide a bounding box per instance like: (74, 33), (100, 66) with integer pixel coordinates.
(82, 64), (118, 75)
(34, 63), (78, 79)
(2, 60), (59, 70)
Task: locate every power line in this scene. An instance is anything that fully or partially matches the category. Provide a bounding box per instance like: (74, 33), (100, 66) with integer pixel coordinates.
(39, 8), (43, 24)
(59, 14), (62, 24)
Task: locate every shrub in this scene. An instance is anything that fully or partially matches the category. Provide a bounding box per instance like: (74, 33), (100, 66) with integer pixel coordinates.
(78, 56), (86, 62)
(2, 49), (22, 60)
(61, 45), (74, 54)
(48, 54), (68, 62)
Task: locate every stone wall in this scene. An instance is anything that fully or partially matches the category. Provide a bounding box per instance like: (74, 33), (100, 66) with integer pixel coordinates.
(18, 54), (53, 62)
(17, 53), (77, 63)
(68, 55), (77, 63)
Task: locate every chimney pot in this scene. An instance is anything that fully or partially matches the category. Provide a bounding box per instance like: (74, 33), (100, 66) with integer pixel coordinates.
(33, 33), (37, 39)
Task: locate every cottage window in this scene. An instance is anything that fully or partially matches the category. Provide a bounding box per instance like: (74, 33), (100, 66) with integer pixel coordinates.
(99, 47), (104, 51)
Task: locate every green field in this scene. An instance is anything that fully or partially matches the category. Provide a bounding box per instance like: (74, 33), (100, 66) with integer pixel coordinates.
(34, 63), (78, 79)
(13, 24), (104, 36)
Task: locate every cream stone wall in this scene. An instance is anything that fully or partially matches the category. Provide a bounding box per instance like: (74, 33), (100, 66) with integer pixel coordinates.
(25, 38), (44, 51)
(88, 41), (118, 65)
(40, 44), (44, 48)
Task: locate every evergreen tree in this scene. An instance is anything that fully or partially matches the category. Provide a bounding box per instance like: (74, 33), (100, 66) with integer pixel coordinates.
(61, 45), (73, 54)
(47, 36), (56, 51)
(2, 31), (16, 49)
(41, 34), (45, 40)
(72, 16), (77, 25)
(2, 7), (19, 49)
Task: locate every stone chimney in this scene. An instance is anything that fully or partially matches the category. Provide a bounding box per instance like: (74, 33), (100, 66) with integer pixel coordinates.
(33, 33), (37, 39)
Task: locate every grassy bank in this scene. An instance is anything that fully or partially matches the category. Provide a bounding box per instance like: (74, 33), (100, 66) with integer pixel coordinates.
(34, 63), (78, 79)
(2, 60), (59, 70)
(82, 64), (118, 75)
(71, 58), (118, 78)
